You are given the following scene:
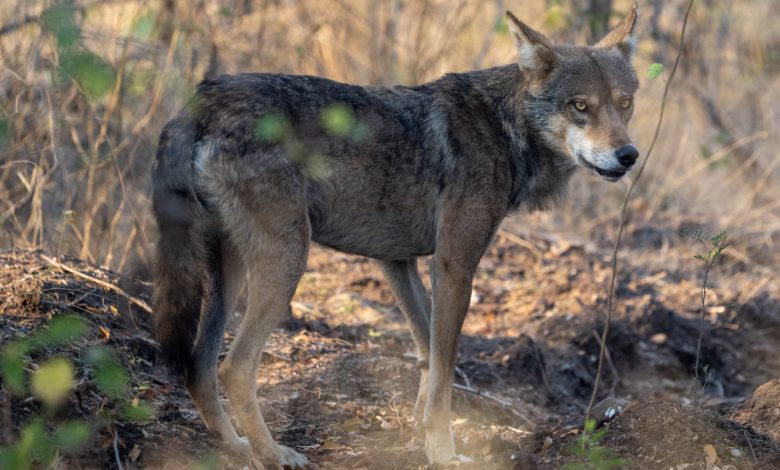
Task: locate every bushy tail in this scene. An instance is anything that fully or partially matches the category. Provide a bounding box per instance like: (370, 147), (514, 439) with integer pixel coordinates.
(151, 115), (210, 379)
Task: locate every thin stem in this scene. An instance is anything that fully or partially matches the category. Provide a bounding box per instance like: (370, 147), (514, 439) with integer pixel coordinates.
(585, 0), (696, 424)
(694, 263), (710, 380)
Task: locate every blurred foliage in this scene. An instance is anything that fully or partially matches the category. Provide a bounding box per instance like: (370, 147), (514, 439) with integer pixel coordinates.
(562, 419), (628, 470)
(59, 49), (115, 99)
(192, 453), (220, 470)
(647, 63), (665, 80)
(543, 5), (569, 32)
(41, 2), (80, 47)
(321, 103), (372, 142)
(31, 358), (74, 406)
(0, 315), (154, 469)
(256, 112), (289, 144)
(321, 103), (355, 137)
(131, 13), (156, 40)
(41, 1), (115, 100)
(84, 345), (129, 398)
(0, 116), (9, 146)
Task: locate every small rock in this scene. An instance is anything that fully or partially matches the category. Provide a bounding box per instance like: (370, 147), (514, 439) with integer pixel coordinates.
(591, 397), (630, 424)
(730, 448), (743, 458)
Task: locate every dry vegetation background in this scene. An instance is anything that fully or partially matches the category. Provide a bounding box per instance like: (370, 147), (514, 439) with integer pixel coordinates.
(0, 0), (778, 271)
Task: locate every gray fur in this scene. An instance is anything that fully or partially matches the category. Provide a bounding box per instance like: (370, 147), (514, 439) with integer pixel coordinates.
(153, 5), (639, 467)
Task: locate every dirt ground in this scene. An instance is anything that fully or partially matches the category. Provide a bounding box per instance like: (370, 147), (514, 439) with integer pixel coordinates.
(1, 221), (780, 469)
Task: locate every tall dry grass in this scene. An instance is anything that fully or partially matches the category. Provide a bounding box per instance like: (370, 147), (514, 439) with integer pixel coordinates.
(0, 0), (778, 274)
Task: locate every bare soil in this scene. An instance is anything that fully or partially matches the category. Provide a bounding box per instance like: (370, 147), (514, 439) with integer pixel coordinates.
(1, 226), (779, 469)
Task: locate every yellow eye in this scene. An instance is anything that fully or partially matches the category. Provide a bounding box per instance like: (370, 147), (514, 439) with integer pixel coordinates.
(620, 98), (632, 109)
(573, 101), (588, 112)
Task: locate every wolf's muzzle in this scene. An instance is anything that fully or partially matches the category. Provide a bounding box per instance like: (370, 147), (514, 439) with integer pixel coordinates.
(615, 144), (639, 168)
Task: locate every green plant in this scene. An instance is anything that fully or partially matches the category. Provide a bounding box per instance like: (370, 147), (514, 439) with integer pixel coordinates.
(562, 419), (628, 470)
(681, 229), (730, 380)
(0, 315), (153, 469)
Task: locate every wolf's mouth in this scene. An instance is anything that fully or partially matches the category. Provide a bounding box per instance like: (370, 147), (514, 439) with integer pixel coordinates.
(577, 155), (627, 181)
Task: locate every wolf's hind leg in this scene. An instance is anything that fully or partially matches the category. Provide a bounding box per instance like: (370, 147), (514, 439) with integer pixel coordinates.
(187, 240), (248, 453)
(378, 259), (431, 439)
(218, 206), (310, 468)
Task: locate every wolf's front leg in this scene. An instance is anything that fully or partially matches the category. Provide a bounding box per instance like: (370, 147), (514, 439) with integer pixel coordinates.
(423, 254), (477, 465)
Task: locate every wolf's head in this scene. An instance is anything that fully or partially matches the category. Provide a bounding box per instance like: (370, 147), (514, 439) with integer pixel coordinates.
(507, 4), (640, 182)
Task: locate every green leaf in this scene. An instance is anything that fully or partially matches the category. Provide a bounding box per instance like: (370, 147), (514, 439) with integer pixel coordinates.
(0, 345), (26, 396)
(19, 419), (55, 465)
(349, 120), (372, 142)
(132, 13), (156, 40)
(31, 358), (74, 407)
(647, 63), (665, 80)
(321, 104), (354, 137)
(40, 315), (88, 346)
(41, 2), (81, 47)
(60, 48), (115, 99)
(85, 346), (128, 398)
(0, 445), (27, 470)
(255, 112), (289, 143)
(303, 153), (331, 180)
(494, 16), (508, 34)
(52, 421), (91, 451)
(193, 453), (220, 470)
(121, 400), (155, 423)
(584, 418), (596, 433)
(0, 117), (9, 146)
(543, 5), (568, 31)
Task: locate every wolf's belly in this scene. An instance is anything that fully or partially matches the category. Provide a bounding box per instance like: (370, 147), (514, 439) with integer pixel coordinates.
(308, 201), (437, 260)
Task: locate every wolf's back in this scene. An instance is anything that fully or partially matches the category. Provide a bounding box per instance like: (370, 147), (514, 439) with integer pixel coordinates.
(151, 112), (207, 378)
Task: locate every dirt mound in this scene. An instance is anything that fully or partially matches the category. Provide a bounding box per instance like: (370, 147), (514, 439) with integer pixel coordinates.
(731, 380), (780, 443)
(603, 401), (780, 469)
(536, 401), (780, 469)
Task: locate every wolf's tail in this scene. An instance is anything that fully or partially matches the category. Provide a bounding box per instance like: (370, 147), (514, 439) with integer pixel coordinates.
(151, 114), (220, 380)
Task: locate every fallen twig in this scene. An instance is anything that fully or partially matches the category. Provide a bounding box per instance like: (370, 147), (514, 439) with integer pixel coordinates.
(743, 429), (758, 464)
(113, 430), (124, 470)
(41, 254), (153, 315)
(585, 0), (695, 423)
(453, 383), (531, 424)
(496, 228), (544, 264)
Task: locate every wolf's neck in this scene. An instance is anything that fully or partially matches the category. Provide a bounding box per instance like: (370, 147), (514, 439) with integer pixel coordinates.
(468, 65), (577, 212)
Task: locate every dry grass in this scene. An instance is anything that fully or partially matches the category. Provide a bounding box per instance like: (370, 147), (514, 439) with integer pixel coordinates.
(0, 0), (778, 273)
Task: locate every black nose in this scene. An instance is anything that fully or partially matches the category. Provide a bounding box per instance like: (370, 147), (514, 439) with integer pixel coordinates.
(615, 144), (639, 167)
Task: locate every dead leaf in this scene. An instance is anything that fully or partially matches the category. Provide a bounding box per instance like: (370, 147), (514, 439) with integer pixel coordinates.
(320, 439), (351, 452)
(128, 444), (141, 461)
(337, 417), (363, 432)
(650, 333), (668, 344)
(704, 444), (718, 468)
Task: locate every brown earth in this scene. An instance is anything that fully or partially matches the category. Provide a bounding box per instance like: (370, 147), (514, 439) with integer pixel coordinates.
(1, 225), (780, 469)
(731, 380), (780, 444)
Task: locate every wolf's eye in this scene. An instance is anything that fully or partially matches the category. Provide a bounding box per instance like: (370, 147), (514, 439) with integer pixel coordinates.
(572, 100), (588, 112)
(619, 98), (632, 109)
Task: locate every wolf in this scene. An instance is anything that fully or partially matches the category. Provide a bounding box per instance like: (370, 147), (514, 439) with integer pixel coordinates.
(152, 4), (639, 468)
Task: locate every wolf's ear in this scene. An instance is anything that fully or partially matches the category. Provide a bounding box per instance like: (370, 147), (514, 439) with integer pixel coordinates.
(594, 2), (638, 59)
(506, 11), (557, 80)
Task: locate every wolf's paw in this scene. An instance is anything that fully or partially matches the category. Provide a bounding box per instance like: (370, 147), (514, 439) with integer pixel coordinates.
(446, 454), (474, 466)
(225, 436), (251, 454)
(275, 445), (308, 469)
(424, 430), (463, 466)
